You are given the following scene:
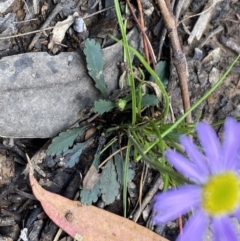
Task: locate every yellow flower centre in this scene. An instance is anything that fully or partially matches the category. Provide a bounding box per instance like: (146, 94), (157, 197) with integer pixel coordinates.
(202, 172), (240, 216)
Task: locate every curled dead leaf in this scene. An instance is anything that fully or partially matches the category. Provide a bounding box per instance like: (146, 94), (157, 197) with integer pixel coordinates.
(143, 81), (162, 102)
(48, 13), (78, 53)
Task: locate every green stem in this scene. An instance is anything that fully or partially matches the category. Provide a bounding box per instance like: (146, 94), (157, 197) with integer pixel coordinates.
(128, 129), (191, 184)
(114, 0), (137, 124)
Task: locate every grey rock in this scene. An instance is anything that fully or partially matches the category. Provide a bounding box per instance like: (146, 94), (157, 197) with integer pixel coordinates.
(0, 28), (139, 138)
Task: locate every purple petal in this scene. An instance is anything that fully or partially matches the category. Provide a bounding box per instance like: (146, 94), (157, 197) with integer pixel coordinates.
(222, 117), (240, 170)
(166, 150), (206, 183)
(212, 216), (238, 241)
(180, 135), (209, 179)
(196, 121), (221, 174)
(176, 209), (208, 241)
(152, 185), (201, 224)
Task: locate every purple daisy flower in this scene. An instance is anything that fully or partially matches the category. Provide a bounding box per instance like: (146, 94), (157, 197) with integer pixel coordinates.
(152, 117), (240, 241)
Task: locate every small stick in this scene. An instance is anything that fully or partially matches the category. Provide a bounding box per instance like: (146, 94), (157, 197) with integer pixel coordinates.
(136, 0), (150, 64)
(26, 153), (34, 176)
(132, 175), (163, 222)
(156, 0), (192, 123)
(200, 25), (224, 48)
(220, 36), (240, 54)
(126, 0), (156, 66)
(157, 26), (167, 60)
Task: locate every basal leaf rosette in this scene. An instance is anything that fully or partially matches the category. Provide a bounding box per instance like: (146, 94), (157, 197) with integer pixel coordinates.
(152, 117), (240, 241)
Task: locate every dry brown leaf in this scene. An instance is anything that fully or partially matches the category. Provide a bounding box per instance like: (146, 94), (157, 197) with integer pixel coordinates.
(48, 13), (77, 52)
(143, 81), (162, 102)
(29, 173), (170, 241)
(83, 165), (101, 190)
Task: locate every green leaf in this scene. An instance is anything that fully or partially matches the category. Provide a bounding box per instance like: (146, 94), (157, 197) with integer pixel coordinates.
(112, 145), (135, 185)
(141, 94), (159, 108)
(114, 153), (135, 186)
(151, 61), (169, 87)
(84, 39), (107, 99)
(65, 139), (92, 168)
(100, 159), (120, 205)
(46, 127), (88, 156)
(91, 144), (101, 170)
(80, 182), (101, 205)
(64, 142), (86, 155)
(94, 99), (116, 114)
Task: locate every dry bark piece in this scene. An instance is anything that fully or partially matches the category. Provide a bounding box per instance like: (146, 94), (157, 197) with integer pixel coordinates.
(29, 173), (170, 241)
(48, 13), (78, 54)
(209, 67), (220, 85)
(202, 47), (221, 69)
(82, 165), (101, 190)
(0, 149), (15, 186)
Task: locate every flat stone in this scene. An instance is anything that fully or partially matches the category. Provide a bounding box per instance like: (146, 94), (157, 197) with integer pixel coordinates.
(0, 29), (139, 138)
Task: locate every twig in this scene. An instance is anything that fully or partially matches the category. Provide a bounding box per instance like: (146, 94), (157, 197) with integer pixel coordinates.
(132, 175), (163, 222)
(136, 0), (150, 64)
(157, 26), (167, 61)
(126, 0), (156, 65)
(15, 188), (36, 200)
(200, 25), (224, 48)
(13, 18), (38, 24)
(156, 0), (192, 123)
(0, 26), (57, 40)
(99, 145), (131, 168)
(220, 36), (240, 54)
(23, 0), (31, 15)
(33, 0), (39, 14)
